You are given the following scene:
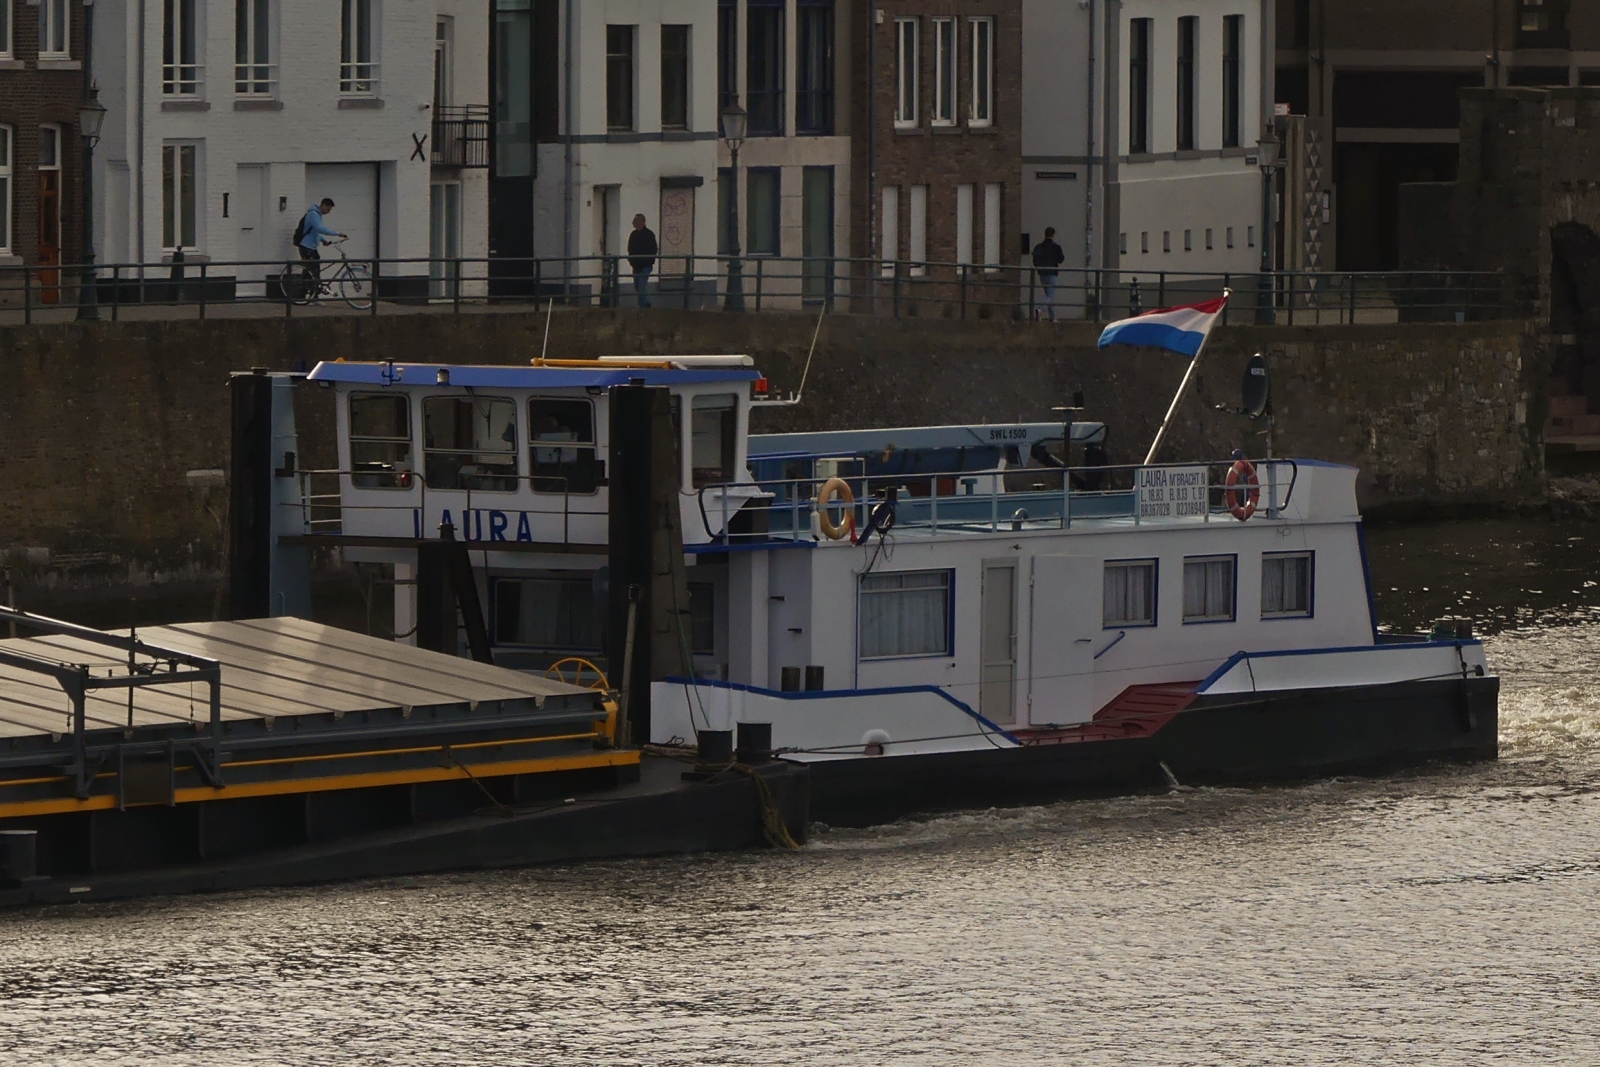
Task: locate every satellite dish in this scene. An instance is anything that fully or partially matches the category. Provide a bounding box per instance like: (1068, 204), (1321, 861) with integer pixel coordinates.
(1242, 355), (1270, 420)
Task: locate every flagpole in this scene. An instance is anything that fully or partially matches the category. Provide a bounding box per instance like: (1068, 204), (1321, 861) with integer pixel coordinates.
(1142, 288), (1230, 466)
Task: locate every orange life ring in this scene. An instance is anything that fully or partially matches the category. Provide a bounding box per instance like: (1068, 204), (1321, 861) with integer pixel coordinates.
(816, 477), (857, 541)
(1225, 458), (1260, 521)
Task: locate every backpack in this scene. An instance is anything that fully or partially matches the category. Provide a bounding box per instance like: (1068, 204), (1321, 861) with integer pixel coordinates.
(291, 212), (308, 247)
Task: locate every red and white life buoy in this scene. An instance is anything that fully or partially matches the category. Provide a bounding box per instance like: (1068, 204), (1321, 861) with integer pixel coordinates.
(1225, 458), (1260, 521)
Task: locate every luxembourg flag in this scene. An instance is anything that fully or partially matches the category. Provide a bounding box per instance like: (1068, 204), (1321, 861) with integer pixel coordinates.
(1097, 294), (1229, 358)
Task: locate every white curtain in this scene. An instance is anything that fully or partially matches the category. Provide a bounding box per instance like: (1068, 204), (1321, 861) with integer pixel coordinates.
(1262, 554), (1310, 615)
(860, 572), (949, 658)
(1103, 562), (1153, 626)
(1183, 558), (1234, 620)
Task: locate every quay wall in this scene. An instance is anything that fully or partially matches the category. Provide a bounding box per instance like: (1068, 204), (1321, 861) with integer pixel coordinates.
(0, 310), (1541, 597)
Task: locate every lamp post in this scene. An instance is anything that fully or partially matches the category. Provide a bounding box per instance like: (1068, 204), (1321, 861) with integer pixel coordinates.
(1255, 128), (1281, 325)
(76, 85), (107, 322)
(721, 102), (747, 312)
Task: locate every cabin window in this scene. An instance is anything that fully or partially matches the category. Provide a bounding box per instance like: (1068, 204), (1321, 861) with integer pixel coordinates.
(1261, 552), (1313, 618)
(1103, 559), (1157, 627)
(1182, 555), (1236, 622)
(423, 396), (519, 492)
(859, 570), (952, 659)
(528, 397), (602, 494)
(691, 393), (738, 488)
(688, 582), (716, 654)
(348, 392), (413, 489)
(493, 575), (601, 650)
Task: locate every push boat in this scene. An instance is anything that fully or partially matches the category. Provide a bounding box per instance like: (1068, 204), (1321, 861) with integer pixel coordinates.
(290, 355), (1495, 826)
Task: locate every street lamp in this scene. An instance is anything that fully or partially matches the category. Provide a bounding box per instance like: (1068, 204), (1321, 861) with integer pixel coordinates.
(76, 84), (108, 322)
(1255, 128), (1281, 325)
(721, 101), (748, 312)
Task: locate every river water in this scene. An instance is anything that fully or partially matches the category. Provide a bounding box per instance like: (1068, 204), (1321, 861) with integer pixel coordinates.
(3, 519), (1600, 1066)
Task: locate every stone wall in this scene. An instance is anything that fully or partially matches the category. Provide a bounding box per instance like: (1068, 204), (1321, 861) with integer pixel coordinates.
(0, 309), (1542, 597)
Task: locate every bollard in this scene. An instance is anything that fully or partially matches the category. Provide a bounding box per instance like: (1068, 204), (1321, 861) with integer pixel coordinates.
(696, 729), (734, 765)
(804, 665), (825, 692)
(780, 666), (801, 692)
(736, 722), (774, 764)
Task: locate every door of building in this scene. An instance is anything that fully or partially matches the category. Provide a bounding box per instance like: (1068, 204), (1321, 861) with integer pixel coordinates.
(980, 559), (1017, 725)
(236, 164), (267, 296)
(38, 125), (62, 304)
(429, 181), (462, 299)
(659, 184), (695, 299)
(802, 166), (834, 303)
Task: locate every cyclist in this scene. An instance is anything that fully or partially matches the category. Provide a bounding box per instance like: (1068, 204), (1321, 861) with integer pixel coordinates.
(295, 197), (348, 295)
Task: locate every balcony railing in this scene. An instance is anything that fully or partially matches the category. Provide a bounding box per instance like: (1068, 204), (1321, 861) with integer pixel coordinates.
(162, 63), (203, 97)
(432, 105), (490, 168)
(235, 61), (277, 96)
(339, 61), (379, 95)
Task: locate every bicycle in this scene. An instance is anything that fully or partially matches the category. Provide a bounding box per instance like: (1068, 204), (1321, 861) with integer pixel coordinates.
(277, 238), (374, 310)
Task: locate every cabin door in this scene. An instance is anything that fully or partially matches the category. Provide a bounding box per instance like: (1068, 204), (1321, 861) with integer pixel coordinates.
(1027, 555), (1098, 727)
(979, 560), (1018, 724)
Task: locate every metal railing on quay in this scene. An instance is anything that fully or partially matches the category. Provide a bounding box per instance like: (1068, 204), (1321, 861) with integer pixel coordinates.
(0, 252), (1526, 326)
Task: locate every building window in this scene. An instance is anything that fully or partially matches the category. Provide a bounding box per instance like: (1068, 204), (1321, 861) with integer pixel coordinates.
(0, 1), (13, 59)
(339, 0), (377, 94)
(1262, 552), (1313, 618)
(236, 0), (274, 95)
(423, 396), (518, 492)
(163, 0), (201, 95)
(433, 16), (452, 108)
(1129, 18), (1151, 154)
(860, 571), (952, 659)
(983, 183), (1001, 270)
(1222, 14), (1242, 148)
(747, 0), (785, 135)
(1163, 230), (1171, 252)
(1183, 555), (1236, 622)
(894, 17), (918, 127)
(1176, 16), (1197, 151)
(1247, 225), (1255, 247)
(969, 17), (993, 126)
(717, 167), (736, 253)
(1184, 229), (1192, 251)
(1103, 560), (1157, 627)
(529, 397), (601, 495)
(955, 184), (973, 265)
(161, 143), (198, 251)
(1140, 231), (1149, 253)
(747, 167), (780, 255)
(717, 0), (737, 130)
(0, 127), (11, 255)
(661, 25), (690, 131)
(1227, 226), (1235, 248)
(38, 0), (68, 57)
(1518, 0), (1570, 49)
(348, 393), (413, 489)
(494, 576), (600, 651)
(606, 25), (636, 131)
(880, 185), (899, 275)
(932, 17), (955, 125)
(691, 394), (738, 488)
(1206, 227), (1214, 250)
(797, 0), (835, 135)
(908, 184), (927, 274)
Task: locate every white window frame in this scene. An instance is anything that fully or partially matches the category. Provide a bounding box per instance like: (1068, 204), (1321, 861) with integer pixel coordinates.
(235, 0), (276, 97)
(894, 17), (918, 127)
(1103, 559), (1157, 628)
(161, 141), (200, 253)
(38, 0), (68, 58)
(0, 1), (13, 59)
(340, 0), (379, 95)
(955, 183), (973, 266)
(983, 183), (1001, 271)
(931, 16), (955, 126)
(969, 16), (993, 127)
(1182, 555), (1236, 623)
(858, 570), (953, 661)
(1261, 552), (1314, 619)
(162, 0), (203, 96)
(0, 125), (12, 255)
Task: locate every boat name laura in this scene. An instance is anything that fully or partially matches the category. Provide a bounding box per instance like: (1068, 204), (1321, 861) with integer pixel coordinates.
(1136, 465), (1210, 521)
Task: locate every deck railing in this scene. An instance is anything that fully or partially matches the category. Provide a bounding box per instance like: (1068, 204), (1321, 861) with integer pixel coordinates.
(0, 253), (1528, 326)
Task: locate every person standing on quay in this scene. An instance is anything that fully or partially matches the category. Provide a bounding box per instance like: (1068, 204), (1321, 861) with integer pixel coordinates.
(1031, 227), (1066, 321)
(628, 214), (658, 309)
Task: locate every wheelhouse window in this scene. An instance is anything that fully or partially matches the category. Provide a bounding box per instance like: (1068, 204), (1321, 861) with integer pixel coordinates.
(423, 396), (518, 492)
(796, 0), (835, 135)
(690, 393), (738, 488)
(348, 392), (412, 489)
(894, 18), (918, 127)
(236, 0), (274, 95)
(494, 575), (600, 650)
(969, 17), (993, 126)
(340, 0), (377, 95)
(163, 0), (201, 95)
(1183, 556), (1236, 622)
(1261, 552), (1313, 618)
(1104, 560), (1156, 627)
(38, 0), (68, 57)
(860, 571), (952, 659)
(529, 397), (602, 495)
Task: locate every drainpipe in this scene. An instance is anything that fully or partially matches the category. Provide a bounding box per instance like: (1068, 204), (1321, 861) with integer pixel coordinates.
(562, 0), (575, 275)
(1084, 0), (1096, 271)
(867, 5), (876, 308)
(136, 0), (146, 275)
(1100, 1), (1120, 272)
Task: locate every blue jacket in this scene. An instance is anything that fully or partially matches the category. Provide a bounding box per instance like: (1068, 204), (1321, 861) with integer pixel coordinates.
(298, 205), (341, 249)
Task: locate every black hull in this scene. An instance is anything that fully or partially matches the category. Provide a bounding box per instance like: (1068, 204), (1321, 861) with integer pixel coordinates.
(805, 676), (1500, 827)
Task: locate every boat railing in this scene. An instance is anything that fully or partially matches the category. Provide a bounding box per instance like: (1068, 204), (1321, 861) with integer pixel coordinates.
(287, 467), (600, 546)
(696, 458), (1300, 542)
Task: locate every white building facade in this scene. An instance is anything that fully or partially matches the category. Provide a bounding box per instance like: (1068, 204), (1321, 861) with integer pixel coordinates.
(92, 0), (488, 296)
(1022, 0), (1273, 309)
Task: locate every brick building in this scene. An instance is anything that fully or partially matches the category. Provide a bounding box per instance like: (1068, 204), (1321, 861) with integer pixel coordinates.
(852, 0), (1022, 313)
(0, 0), (91, 297)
